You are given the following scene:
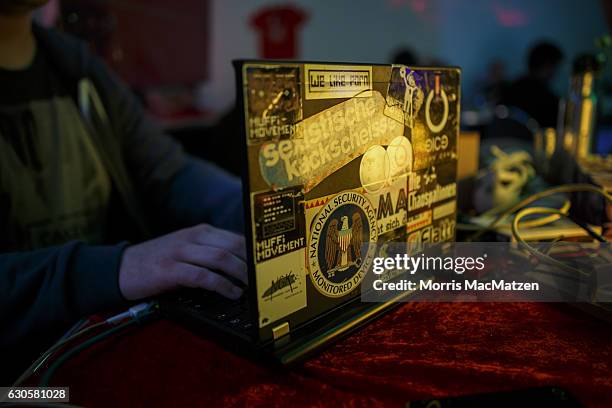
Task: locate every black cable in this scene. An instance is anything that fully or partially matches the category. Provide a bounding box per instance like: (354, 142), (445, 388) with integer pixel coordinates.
(467, 183), (611, 241)
(568, 216), (608, 242)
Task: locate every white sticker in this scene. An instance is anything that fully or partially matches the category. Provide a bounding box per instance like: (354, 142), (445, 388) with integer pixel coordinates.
(256, 249), (307, 328)
(305, 64), (373, 100)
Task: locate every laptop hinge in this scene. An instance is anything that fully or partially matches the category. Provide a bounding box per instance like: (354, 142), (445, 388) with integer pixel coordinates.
(272, 322), (290, 341)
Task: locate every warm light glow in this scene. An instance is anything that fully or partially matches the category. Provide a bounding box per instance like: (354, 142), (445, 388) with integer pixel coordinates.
(577, 99), (593, 158)
(582, 72), (593, 97)
(563, 131), (575, 152)
(544, 128), (556, 158)
(493, 4), (529, 27)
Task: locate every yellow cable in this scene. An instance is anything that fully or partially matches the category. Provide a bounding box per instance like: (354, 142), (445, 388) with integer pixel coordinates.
(520, 199), (570, 228)
(511, 206), (606, 276)
(469, 183), (612, 241)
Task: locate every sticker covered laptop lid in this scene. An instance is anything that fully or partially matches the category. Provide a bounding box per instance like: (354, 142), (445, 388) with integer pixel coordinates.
(239, 62), (461, 339)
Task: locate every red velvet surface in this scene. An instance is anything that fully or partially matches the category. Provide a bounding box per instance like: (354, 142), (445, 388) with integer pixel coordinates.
(49, 303), (612, 407)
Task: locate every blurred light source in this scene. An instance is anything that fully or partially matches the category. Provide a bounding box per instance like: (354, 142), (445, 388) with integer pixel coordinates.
(388, 0), (427, 13)
(493, 4), (529, 27)
(462, 110), (479, 126)
(495, 104), (509, 119)
(411, 0), (426, 13)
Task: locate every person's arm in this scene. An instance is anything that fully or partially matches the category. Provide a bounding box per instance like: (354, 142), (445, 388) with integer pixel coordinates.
(0, 222), (248, 349)
(164, 159), (244, 232)
(84, 50), (243, 233)
(0, 223), (247, 384)
(0, 242), (128, 349)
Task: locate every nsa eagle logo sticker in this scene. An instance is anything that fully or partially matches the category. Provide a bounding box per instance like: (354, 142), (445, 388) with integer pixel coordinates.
(308, 192), (378, 298)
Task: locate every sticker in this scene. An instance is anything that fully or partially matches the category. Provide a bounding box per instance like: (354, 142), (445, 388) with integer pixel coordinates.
(425, 72), (449, 133)
(433, 199), (456, 220)
(307, 191), (377, 298)
(359, 145), (389, 193)
(411, 71), (460, 170)
(407, 215), (456, 245)
(305, 177), (410, 239)
(367, 174), (409, 236)
(305, 64), (372, 100)
(411, 122), (456, 170)
(384, 66), (424, 128)
(258, 91), (403, 192)
(407, 161), (457, 216)
(305, 193), (336, 248)
(256, 249), (307, 327)
(305, 195), (333, 212)
(406, 210), (433, 232)
(252, 187), (306, 263)
(358, 136), (413, 194)
(243, 65), (302, 144)
(386, 135), (413, 179)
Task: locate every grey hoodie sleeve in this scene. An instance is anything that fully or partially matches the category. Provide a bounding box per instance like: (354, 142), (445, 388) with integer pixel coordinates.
(0, 241), (129, 348)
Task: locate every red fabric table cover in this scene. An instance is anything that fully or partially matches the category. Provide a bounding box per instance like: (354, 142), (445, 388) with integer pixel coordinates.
(49, 303), (612, 407)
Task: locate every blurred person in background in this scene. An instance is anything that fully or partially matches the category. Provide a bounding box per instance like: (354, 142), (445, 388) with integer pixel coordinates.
(480, 59), (509, 107)
(501, 41), (564, 127)
(0, 0), (247, 383)
(391, 46), (419, 66)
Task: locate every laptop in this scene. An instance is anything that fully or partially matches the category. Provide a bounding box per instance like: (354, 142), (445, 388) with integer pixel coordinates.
(161, 61), (461, 364)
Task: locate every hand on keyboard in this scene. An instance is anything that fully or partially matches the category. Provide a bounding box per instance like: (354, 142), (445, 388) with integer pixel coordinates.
(119, 224), (248, 300)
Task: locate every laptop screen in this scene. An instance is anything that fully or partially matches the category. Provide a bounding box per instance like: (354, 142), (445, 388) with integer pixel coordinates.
(237, 62), (461, 341)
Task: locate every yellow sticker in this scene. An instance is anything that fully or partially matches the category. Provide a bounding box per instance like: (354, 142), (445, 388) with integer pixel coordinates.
(305, 64), (372, 100)
(406, 210), (432, 232)
(433, 200), (456, 220)
(365, 174), (409, 236)
(307, 191), (378, 298)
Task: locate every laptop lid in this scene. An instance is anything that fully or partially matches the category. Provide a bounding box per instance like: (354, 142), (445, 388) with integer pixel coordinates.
(234, 61), (461, 344)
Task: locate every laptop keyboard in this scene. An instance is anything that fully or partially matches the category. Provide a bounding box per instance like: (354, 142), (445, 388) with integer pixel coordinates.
(174, 289), (254, 333)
